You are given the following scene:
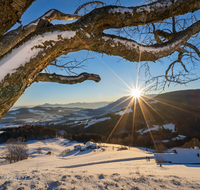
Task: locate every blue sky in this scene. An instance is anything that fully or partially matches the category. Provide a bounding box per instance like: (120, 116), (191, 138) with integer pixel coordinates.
(13, 0), (200, 106)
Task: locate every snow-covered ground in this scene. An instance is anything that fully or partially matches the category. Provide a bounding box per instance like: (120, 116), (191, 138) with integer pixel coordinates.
(155, 148), (200, 164)
(137, 123), (176, 134)
(149, 101), (158, 104)
(0, 138), (200, 189)
(0, 107), (87, 129)
(115, 108), (133, 115)
(0, 124), (20, 129)
(84, 117), (111, 129)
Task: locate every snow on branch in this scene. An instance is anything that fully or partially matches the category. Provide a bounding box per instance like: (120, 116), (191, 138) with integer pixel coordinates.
(0, 9), (81, 58)
(0, 30), (76, 82)
(39, 9), (82, 22)
(0, 1), (105, 57)
(0, 0), (200, 120)
(99, 20), (200, 62)
(35, 72), (101, 84)
(76, 0), (200, 33)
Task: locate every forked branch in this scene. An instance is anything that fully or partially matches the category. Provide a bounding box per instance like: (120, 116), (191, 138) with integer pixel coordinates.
(0, 9), (82, 57)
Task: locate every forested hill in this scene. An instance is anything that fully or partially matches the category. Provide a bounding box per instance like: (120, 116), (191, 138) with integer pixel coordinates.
(153, 89), (200, 111)
(59, 89), (200, 148)
(1, 89), (200, 149)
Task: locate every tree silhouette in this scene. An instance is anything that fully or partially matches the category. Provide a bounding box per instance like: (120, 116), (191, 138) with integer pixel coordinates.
(0, 0), (200, 118)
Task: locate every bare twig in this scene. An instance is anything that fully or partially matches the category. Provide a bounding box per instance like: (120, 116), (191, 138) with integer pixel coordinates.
(74, 1), (106, 14)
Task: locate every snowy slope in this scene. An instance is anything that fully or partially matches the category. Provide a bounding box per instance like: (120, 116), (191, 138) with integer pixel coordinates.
(137, 123), (176, 134)
(0, 138), (200, 189)
(0, 107), (83, 128)
(154, 148), (200, 164)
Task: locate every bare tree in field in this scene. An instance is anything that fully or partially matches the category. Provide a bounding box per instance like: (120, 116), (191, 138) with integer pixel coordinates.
(4, 137), (29, 164)
(0, 0), (200, 119)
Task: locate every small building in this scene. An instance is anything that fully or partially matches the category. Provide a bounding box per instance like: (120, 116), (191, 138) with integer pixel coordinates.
(86, 141), (98, 149)
(86, 141), (91, 148)
(80, 146), (85, 151)
(74, 145), (81, 151)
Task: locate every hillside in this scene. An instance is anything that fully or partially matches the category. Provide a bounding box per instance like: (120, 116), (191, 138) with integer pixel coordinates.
(56, 89), (200, 148)
(82, 94), (156, 117)
(1, 89), (200, 149)
(0, 94), (155, 129)
(0, 138), (199, 189)
(0, 106), (83, 128)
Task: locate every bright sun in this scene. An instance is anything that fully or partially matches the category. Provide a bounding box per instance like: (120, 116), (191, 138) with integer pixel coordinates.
(131, 89), (141, 98)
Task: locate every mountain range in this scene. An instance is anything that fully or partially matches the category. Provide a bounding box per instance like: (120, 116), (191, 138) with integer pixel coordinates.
(57, 89), (200, 144)
(0, 93), (156, 129)
(39, 101), (112, 109)
(1, 89), (200, 145)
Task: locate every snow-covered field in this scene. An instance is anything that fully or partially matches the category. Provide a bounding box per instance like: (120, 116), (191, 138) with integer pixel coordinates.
(115, 108), (133, 115)
(137, 123), (176, 134)
(84, 117), (111, 129)
(0, 138), (200, 189)
(0, 107), (85, 129)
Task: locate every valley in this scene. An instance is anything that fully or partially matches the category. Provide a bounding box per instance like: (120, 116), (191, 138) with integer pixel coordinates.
(1, 89), (200, 149)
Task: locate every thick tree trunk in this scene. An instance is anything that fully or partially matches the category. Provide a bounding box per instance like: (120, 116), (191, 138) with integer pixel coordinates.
(0, 0), (36, 36)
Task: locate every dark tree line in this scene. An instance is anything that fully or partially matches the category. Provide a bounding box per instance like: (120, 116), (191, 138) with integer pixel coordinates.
(0, 125), (60, 143)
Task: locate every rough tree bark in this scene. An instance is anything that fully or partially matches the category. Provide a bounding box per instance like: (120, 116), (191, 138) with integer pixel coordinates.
(0, 0), (36, 36)
(0, 0), (200, 119)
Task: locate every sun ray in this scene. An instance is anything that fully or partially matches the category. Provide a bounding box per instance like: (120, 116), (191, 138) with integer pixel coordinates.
(94, 54), (133, 91)
(65, 14), (169, 151)
(64, 24), (159, 149)
(99, 96), (133, 117)
(105, 98), (134, 143)
(149, 96), (200, 119)
(64, 24), (133, 93)
(140, 96), (169, 124)
(136, 45), (142, 90)
(138, 98), (158, 152)
(132, 97), (137, 143)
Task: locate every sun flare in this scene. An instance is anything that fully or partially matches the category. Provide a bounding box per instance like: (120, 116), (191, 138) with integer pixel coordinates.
(131, 89), (141, 98)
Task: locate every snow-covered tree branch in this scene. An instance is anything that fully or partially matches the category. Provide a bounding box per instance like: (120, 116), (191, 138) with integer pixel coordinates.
(0, 0), (200, 118)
